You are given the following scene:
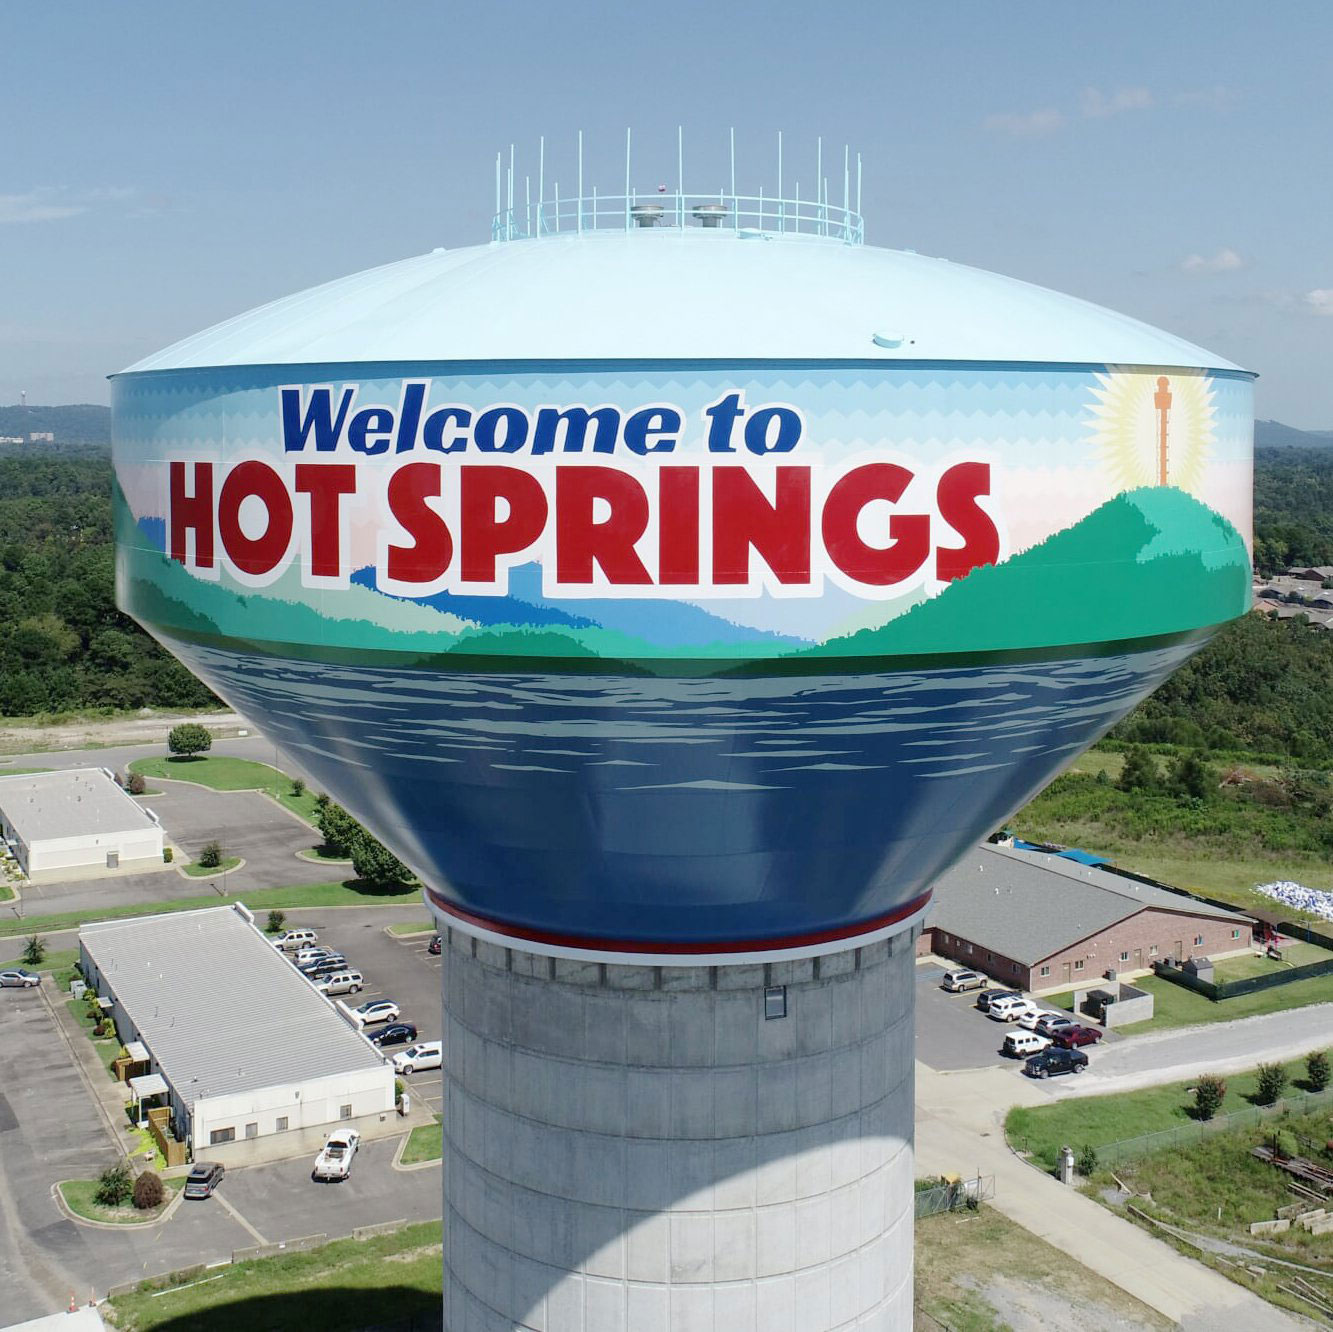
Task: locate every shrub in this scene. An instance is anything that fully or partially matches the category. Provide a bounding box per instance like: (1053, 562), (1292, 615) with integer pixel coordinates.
(1306, 1050), (1330, 1093)
(1076, 1144), (1099, 1177)
(20, 933), (45, 966)
(162, 846), (173, 863)
(94, 1161), (133, 1207)
(266, 909), (287, 935)
(291, 777), (305, 797)
(132, 1170), (165, 1210)
(1268, 1129), (1299, 1160)
(1116, 746), (1158, 793)
(167, 723), (211, 757)
(314, 791), (331, 811)
(126, 772), (146, 796)
(1255, 1062), (1288, 1106)
(93, 1020), (109, 1038)
(1193, 1074), (1227, 1121)
(199, 840), (223, 869)
(395, 1078), (405, 1105)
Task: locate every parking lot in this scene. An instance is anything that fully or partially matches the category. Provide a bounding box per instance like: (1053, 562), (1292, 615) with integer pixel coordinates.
(914, 959), (1119, 1074)
(277, 909), (444, 1117)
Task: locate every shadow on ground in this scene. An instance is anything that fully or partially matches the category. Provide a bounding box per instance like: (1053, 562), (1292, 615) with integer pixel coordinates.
(120, 1287), (441, 1332)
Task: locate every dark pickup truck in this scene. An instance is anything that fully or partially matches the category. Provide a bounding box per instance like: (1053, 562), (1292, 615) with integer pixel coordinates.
(1024, 1047), (1089, 1079)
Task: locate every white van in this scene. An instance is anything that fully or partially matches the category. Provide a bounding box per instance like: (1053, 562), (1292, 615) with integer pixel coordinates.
(315, 970), (363, 996)
(276, 928), (318, 952)
(1002, 1030), (1051, 1058)
(987, 995), (1036, 1023)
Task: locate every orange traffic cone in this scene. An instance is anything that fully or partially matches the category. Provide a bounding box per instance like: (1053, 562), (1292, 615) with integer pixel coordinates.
(68, 1292), (77, 1313)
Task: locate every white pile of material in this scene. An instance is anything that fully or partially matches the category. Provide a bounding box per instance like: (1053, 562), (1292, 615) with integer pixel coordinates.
(1256, 879), (1333, 922)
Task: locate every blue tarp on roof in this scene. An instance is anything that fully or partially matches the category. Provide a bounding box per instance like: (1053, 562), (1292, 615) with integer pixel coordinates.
(1057, 849), (1110, 866)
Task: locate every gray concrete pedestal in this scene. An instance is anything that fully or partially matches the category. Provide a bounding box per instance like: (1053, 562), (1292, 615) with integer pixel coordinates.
(434, 927), (917, 1330)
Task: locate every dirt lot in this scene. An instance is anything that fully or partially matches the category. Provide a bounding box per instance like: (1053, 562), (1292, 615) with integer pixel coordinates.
(915, 1204), (1173, 1331)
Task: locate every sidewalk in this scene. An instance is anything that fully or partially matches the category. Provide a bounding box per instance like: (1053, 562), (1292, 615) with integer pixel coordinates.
(41, 984), (133, 1155)
(915, 1062), (1304, 1330)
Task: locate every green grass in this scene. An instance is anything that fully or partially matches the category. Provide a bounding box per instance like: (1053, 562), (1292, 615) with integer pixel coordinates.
(0, 883), (13, 903)
(0, 879), (420, 940)
(0, 766), (50, 775)
(58, 1175), (183, 1225)
(387, 921), (434, 936)
(1006, 1056), (1316, 1172)
(107, 1221), (443, 1330)
(182, 856), (242, 878)
(298, 845), (353, 863)
(128, 756), (320, 826)
(66, 997), (126, 1079)
(1212, 939), (1333, 980)
(400, 1119), (443, 1165)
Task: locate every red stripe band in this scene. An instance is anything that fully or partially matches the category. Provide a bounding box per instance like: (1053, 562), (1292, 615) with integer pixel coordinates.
(422, 887), (933, 957)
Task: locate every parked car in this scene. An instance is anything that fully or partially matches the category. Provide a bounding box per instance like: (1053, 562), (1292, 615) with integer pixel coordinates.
(369, 1022), (418, 1048)
(183, 1161), (225, 1199)
(392, 1041), (443, 1074)
(427, 934), (442, 955)
(312, 1129), (361, 1181)
(1017, 1009), (1064, 1032)
(293, 946), (340, 967)
(0, 968), (41, 988)
(1024, 1047), (1089, 1078)
(315, 970), (364, 997)
(350, 999), (400, 1027)
(987, 995), (1037, 1023)
(298, 955), (348, 978)
(1051, 1023), (1103, 1049)
(940, 969), (986, 993)
(975, 988), (1021, 1014)
(1002, 1030), (1052, 1058)
(1033, 1013), (1078, 1038)
(275, 929), (318, 952)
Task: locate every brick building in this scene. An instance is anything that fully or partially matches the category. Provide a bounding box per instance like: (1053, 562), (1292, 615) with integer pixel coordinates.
(917, 843), (1252, 993)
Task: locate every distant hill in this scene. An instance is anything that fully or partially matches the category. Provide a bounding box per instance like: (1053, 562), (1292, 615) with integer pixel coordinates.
(1255, 420), (1333, 449)
(0, 403), (110, 448)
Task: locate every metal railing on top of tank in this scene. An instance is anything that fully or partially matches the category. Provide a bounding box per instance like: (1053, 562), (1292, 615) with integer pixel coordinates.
(488, 129), (865, 246)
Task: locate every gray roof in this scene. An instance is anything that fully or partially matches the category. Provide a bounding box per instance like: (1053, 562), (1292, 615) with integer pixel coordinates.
(0, 768), (159, 844)
(926, 844), (1244, 966)
(80, 905), (387, 1108)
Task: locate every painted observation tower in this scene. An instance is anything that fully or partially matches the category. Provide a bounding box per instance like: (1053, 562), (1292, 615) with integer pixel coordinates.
(112, 131), (1253, 1330)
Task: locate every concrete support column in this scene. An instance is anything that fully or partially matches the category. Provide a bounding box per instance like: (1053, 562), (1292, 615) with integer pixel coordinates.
(435, 927), (918, 1331)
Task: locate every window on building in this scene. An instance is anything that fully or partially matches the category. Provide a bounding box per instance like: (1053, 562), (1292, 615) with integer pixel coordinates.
(340, 1104), (353, 1120)
(986, 952), (993, 964)
(1119, 952), (1129, 963)
(1149, 944), (1158, 956)
(210, 1127), (235, 1145)
(1231, 929), (1241, 939)
(245, 1122), (258, 1139)
(1039, 965), (1050, 978)
(964, 943), (972, 953)
(1194, 935), (1204, 947)
(276, 1116), (289, 1132)
(1074, 960), (1085, 971)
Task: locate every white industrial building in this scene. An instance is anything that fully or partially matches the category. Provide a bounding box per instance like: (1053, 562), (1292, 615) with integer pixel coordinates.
(79, 904), (394, 1152)
(0, 768), (164, 881)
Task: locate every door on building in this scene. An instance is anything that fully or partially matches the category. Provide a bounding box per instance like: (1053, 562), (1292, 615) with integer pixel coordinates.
(1134, 948), (1143, 969)
(1062, 962), (1071, 985)
(1175, 940), (1184, 962)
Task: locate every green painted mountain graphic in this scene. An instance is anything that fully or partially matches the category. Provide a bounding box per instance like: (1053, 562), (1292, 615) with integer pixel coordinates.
(786, 486), (1250, 661)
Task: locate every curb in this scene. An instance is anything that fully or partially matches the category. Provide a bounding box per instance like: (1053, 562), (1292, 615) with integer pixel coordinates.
(51, 1178), (185, 1231)
(174, 858), (247, 882)
(390, 1127), (442, 1172)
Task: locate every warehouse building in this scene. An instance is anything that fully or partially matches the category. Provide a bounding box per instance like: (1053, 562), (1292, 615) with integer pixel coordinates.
(919, 843), (1253, 992)
(0, 768), (164, 881)
(79, 903), (394, 1152)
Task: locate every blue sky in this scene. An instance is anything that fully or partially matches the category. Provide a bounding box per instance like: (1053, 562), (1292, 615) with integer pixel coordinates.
(4, 1), (1330, 425)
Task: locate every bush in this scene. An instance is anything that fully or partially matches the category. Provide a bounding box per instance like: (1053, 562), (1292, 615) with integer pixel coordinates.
(1255, 1062), (1289, 1106)
(395, 1078), (405, 1105)
(1076, 1144), (1099, 1177)
(1116, 746), (1158, 793)
(93, 1020), (109, 1038)
(94, 1161), (133, 1207)
(132, 1170), (165, 1210)
(1193, 1074), (1227, 1121)
(126, 772), (146, 796)
(1306, 1050), (1330, 1093)
(291, 777), (305, 797)
(162, 846), (173, 863)
(20, 933), (45, 966)
(266, 909), (287, 935)
(1268, 1129), (1300, 1160)
(314, 791), (330, 811)
(167, 722), (211, 757)
(199, 840), (223, 869)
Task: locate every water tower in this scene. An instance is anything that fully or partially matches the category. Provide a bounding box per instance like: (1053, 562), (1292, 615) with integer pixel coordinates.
(112, 131), (1253, 1330)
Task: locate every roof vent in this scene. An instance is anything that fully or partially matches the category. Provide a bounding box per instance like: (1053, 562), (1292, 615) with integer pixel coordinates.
(693, 203), (729, 229)
(630, 203), (664, 228)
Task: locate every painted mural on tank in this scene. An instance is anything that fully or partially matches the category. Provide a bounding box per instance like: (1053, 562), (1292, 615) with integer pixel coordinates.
(111, 360), (1252, 955)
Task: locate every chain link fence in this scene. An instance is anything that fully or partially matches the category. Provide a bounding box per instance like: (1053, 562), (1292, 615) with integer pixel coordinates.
(915, 1174), (995, 1218)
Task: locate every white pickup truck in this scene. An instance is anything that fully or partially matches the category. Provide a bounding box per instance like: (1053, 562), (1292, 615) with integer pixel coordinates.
(312, 1129), (361, 1182)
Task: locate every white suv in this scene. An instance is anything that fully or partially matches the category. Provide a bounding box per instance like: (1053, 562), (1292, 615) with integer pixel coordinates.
(392, 1041), (443, 1074)
(987, 995), (1037, 1023)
